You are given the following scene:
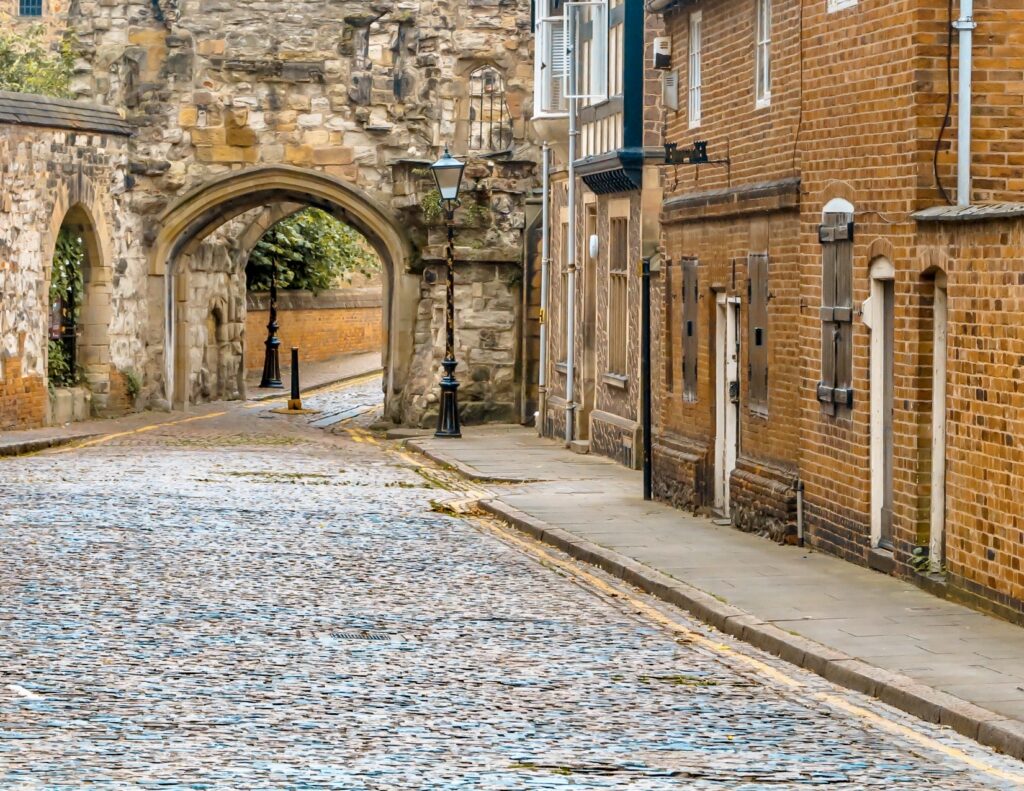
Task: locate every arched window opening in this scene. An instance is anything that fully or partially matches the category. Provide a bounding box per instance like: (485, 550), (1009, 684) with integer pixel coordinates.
(468, 66), (513, 154)
(48, 227), (85, 388)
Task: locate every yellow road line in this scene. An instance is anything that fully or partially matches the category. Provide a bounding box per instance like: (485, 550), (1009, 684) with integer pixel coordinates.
(469, 517), (1024, 784)
(820, 693), (1024, 784)
(48, 411), (228, 454)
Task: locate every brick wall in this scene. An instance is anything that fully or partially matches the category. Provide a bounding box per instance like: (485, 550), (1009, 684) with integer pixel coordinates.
(796, 0), (918, 564)
(917, 0), (1024, 205)
(244, 289), (383, 371)
(657, 0), (802, 526)
(917, 215), (1024, 621)
(0, 351), (46, 430)
(662, 0), (802, 198)
(652, 0), (1024, 621)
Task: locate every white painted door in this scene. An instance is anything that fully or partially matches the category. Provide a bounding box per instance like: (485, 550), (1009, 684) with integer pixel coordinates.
(714, 295), (740, 517)
(869, 259), (895, 550)
(930, 279), (948, 572)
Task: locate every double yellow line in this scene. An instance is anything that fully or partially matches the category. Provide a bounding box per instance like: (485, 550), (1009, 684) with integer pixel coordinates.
(49, 371), (385, 455)
(473, 518), (1024, 785)
(385, 441), (1024, 784)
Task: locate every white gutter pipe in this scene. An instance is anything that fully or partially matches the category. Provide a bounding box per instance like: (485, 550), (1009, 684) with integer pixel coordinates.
(538, 143), (551, 436)
(954, 0), (975, 207)
(565, 5), (578, 446)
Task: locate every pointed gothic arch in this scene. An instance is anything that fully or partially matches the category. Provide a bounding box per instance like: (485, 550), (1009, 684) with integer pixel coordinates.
(150, 165), (417, 411)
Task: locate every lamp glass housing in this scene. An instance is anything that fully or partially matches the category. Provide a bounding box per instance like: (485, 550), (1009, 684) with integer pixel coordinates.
(430, 148), (465, 204)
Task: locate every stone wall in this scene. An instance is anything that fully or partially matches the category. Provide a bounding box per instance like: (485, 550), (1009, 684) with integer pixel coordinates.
(0, 96), (142, 428)
(1, 0), (539, 429)
(92, 0), (535, 425)
(406, 262), (520, 427)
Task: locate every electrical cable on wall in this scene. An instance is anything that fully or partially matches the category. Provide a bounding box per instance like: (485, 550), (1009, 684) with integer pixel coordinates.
(934, 0), (955, 206)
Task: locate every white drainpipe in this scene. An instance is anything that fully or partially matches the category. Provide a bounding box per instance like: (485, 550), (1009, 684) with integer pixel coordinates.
(538, 143), (551, 436)
(954, 0), (976, 207)
(565, 5), (578, 446)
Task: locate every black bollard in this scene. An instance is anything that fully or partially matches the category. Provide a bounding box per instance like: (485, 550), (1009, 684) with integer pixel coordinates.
(288, 347), (302, 411)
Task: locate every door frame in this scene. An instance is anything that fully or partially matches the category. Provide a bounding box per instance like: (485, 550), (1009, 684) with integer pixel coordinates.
(714, 292), (740, 517)
(929, 272), (948, 572)
(868, 257), (895, 549)
(579, 201), (599, 441)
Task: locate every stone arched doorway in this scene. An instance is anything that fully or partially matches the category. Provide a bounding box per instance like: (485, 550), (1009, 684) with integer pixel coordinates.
(150, 166), (416, 415)
(43, 202), (114, 422)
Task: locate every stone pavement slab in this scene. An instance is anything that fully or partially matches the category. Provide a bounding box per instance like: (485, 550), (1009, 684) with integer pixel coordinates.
(409, 425), (1024, 759)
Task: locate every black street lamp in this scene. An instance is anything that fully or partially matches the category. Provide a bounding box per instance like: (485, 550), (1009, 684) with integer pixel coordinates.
(259, 259), (283, 389)
(430, 146), (466, 438)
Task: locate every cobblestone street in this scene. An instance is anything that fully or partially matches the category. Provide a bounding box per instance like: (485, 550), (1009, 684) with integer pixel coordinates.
(0, 380), (1022, 789)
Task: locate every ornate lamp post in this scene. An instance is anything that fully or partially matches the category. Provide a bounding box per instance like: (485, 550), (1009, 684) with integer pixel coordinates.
(430, 146), (466, 438)
(259, 259), (283, 389)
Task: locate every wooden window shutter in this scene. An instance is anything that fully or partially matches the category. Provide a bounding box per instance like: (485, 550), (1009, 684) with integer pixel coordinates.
(817, 212), (855, 414)
(747, 253), (769, 412)
(682, 257), (699, 402)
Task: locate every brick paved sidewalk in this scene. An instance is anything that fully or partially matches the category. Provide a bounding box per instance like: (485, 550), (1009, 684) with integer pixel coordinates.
(409, 424), (1024, 760)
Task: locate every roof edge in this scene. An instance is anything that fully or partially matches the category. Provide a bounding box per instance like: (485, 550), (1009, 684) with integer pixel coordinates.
(0, 90), (132, 137)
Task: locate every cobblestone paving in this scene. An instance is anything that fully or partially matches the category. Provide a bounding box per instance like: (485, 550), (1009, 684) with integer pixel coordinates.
(0, 383), (1021, 789)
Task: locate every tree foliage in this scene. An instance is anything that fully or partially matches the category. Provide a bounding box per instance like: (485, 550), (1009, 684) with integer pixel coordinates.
(0, 24), (74, 97)
(246, 208), (381, 294)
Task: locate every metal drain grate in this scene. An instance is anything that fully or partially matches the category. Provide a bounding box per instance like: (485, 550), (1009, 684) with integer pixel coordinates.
(331, 631), (394, 641)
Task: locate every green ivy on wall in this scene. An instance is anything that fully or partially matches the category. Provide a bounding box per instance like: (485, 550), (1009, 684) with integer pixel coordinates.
(48, 228), (84, 388)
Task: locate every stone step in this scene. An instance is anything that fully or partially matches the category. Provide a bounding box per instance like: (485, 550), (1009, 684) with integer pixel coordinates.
(569, 440), (590, 455)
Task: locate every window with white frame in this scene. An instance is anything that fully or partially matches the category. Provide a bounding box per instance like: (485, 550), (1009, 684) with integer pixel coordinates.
(535, 0), (568, 116)
(827, 0), (857, 12)
(587, 0), (608, 103)
(756, 0), (771, 106)
(607, 216), (629, 376)
(688, 11), (702, 128)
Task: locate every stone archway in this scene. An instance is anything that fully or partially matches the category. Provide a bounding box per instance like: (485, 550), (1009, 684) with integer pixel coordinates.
(42, 195), (116, 420)
(150, 165), (416, 414)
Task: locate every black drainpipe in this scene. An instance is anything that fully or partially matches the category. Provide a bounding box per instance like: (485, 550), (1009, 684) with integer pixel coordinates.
(642, 256), (653, 501)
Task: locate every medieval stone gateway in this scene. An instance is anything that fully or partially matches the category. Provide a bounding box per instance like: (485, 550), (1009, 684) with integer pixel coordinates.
(0, 0), (538, 430)
(151, 165), (413, 412)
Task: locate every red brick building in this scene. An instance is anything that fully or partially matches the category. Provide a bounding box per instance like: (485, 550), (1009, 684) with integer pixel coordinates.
(654, 0), (1024, 623)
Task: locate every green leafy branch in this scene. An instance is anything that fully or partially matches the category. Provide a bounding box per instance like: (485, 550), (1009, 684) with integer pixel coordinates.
(247, 208), (381, 294)
(0, 24), (75, 97)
